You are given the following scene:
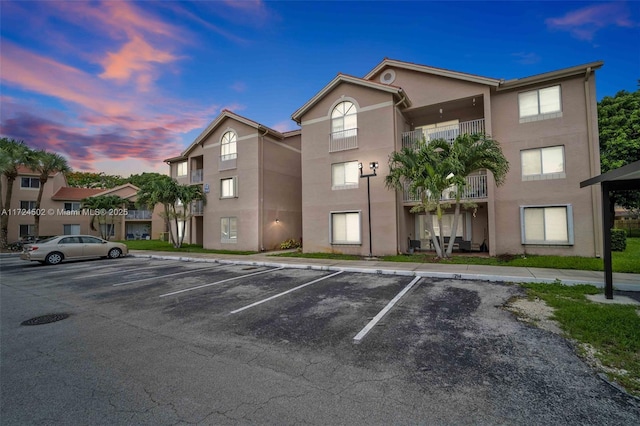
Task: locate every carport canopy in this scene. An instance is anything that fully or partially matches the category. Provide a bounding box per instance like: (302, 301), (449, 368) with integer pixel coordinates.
(580, 160), (640, 299)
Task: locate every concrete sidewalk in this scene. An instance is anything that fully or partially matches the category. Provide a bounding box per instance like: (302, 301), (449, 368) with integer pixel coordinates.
(130, 250), (640, 292)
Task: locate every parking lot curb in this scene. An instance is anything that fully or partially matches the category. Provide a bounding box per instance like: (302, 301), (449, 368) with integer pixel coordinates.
(128, 253), (637, 289)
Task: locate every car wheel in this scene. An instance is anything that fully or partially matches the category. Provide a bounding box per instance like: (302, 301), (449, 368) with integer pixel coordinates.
(45, 252), (64, 265)
(107, 248), (122, 259)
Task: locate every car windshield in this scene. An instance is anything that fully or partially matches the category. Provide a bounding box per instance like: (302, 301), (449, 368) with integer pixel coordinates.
(37, 237), (58, 244)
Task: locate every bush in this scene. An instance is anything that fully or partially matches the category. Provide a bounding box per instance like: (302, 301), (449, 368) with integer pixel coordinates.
(279, 238), (301, 250)
(611, 229), (627, 251)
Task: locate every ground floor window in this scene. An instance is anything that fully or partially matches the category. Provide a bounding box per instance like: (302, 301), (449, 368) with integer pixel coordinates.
(416, 213), (465, 240)
(19, 224), (34, 237)
(221, 217), (237, 243)
(521, 205), (573, 245)
(331, 211), (361, 244)
(63, 224), (81, 235)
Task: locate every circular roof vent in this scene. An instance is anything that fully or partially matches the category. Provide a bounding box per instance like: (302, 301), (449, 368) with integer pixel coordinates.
(380, 69), (396, 84)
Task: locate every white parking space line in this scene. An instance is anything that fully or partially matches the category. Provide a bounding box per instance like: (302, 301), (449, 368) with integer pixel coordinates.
(352, 276), (421, 344)
(158, 267), (285, 298)
(230, 271), (343, 314)
(75, 262), (184, 279)
(113, 265), (223, 287)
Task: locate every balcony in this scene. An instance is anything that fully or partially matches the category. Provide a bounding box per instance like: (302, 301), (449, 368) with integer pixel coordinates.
(191, 169), (203, 184)
(192, 200), (204, 215)
(402, 118), (485, 150)
(330, 128), (358, 152)
(126, 210), (153, 220)
(403, 174), (488, 203)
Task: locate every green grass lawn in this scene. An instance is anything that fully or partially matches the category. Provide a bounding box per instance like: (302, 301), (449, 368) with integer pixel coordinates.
(521, 282), (640, 397)
(121, 239), (257, 255)
(274, 238), (640, 273)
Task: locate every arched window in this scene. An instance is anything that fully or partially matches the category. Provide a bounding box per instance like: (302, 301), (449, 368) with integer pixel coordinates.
(331, 101), (357, 138)
(220, 131), (237, 161)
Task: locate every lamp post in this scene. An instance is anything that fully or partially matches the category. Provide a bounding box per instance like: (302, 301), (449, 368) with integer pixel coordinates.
(358, 161), (378, 258)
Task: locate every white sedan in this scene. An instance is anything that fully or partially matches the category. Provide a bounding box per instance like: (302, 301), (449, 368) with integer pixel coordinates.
(20, 235), (128, 265)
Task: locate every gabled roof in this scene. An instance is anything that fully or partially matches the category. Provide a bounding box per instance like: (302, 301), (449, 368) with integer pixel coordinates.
(497, 61), (604, 90)
(177, 110), (286, 159)
(52, 187), (104, 201)
(364, 58), (502, 87)
(16, 165), (57, 177)
(291, 73), (411, 124)
(94, 183), (141, 200)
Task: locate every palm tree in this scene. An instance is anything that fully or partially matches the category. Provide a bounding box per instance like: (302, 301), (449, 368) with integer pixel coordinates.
(174, 184), (205, 247)
(81, 195), (128, 240)
(0, 138), (37, 247)
(33, 150), (71, 239)
(137, 175), (181, 247)
(440, 133), (509, 257)
(386, 139), (455, 258)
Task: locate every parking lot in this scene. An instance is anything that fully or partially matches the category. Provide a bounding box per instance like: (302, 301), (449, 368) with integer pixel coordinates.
(2, 254), (639, 425)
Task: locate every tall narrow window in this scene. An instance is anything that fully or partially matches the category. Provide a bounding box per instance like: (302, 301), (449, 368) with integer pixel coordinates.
(176, 162), (188, 177)
(221, 217), (237, 242)
(330, 101), (358, 152)
(221, 131), (237, 161)
(220, 177), (237, 198)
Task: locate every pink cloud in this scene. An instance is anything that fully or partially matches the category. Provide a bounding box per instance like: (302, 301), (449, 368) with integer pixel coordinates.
(546, 2), (636, 40)
(270, 120), (298, 133)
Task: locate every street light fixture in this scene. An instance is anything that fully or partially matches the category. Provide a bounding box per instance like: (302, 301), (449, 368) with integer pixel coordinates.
(359, 161), (378, 258)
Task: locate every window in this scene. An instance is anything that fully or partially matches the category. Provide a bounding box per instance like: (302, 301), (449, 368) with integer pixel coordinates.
(220, 177), (237, 198)
(176, 162), (188, 177)
(100, 224), (115, 237)
(60, 236), (81, 244)
(64, 202), (81, 211)
(331, 211), (361, 244)
(21, 177), (40, 189)
(521, 146), (565, 180)
(518, 85), (561, 122)
(521, 205), (573, 245)
(19, 224), (34, 237)
(331, 101), (357, 138)
(63, 224), (81, 235)
(221, 131), (237, 161)
(332, 161), (359, 190)
(81, 236), (102, 244)
(221, 217), (237, 242)
(20, 201), (37, 210)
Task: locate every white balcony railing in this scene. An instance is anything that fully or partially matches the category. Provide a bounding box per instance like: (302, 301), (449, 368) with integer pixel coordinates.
(330, 128), (358, 152)
(403, 174), (488, 203)
(219, 156), (237, 171)
(191, 169), (203, 184)
(126, 210), (153, 220)
(402, 118), (485, 150)
(191, 200), (204, 215)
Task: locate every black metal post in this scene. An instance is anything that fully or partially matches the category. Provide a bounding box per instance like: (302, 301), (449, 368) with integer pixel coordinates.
(359, 162), (378, 258)
(602, 182), (613, 299)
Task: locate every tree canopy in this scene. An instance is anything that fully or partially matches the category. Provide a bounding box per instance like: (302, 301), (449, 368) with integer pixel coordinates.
(598, 89), (640, 217)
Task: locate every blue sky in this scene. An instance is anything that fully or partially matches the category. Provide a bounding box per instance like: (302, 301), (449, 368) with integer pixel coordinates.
(1, 1), (638, 176)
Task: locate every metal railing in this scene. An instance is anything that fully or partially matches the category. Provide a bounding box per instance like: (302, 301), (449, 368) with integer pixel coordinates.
(126, 210), (153, 220)
(403, 174), (488, 202)
(402, 118), (485, 149)
(191, 169), (203, 183)
(219, 156), (237, 171)
(330, 128), (358, 152)
(191, 200), (204, 215)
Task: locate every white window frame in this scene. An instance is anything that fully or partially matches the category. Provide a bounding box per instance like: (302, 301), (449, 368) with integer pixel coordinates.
(520, 205), (574, 245)
(176, 161), (188, 177)
(221, 217), (237, 243)
(221, 131), (237, 161)
(521, 146), (566, 180)
(331, 161), (359, 190)
(20, 177), (40, 189)
(63, 224), (81, 235)
(518, 85), (562, 123)
(330, 211), (361, 245)
(220, 177), (237, 199)
(331, 101), (358, 138)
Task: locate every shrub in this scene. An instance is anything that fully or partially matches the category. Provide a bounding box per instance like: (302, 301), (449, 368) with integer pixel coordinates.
(279, 238), (301, 250)
(611, 229), (627, 251)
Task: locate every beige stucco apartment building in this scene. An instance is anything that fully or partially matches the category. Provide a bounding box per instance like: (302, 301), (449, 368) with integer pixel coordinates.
(166, 110), (302, 251)
(1, 166), (164, 242)
(166, 59), (603, 258)
(292, 59), (603, 257)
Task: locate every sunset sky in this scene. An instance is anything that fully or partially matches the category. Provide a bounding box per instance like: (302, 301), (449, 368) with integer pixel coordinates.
(1, 1), (638, 176)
